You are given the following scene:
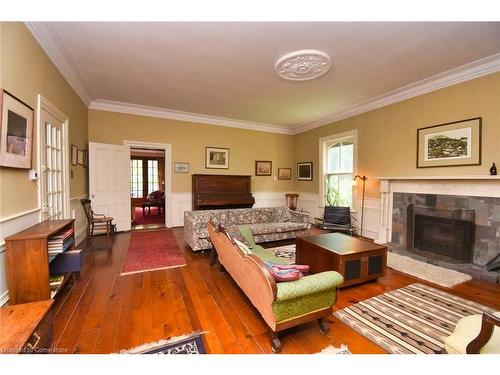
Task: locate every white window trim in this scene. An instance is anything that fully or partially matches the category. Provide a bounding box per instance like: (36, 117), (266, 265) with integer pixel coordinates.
(36, 95), (70, 221)
(318, 129), (358, 210)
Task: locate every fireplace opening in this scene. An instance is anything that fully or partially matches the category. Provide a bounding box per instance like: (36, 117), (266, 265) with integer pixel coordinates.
(408, 205), (475, 263)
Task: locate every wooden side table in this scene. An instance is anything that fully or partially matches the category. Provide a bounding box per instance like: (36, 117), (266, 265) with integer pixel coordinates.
(0, 300), (54, 354)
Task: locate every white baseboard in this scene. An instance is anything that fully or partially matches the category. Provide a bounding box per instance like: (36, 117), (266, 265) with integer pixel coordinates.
(296, 192), (381, 239)
(70, 196), (89, 245)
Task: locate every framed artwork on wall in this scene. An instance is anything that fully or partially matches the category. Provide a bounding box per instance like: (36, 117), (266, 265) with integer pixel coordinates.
(71, 144), (78, 166)
(255, 160), (272, 176)
(417, 117), (482, 168)
(0, 89), (34, 169)
(77, 149), (87, 167)
(297, 162), (313, 181)
(206, 147), (229, 169)
(174, 162), (190, 173)
(278, 168), (292, 180)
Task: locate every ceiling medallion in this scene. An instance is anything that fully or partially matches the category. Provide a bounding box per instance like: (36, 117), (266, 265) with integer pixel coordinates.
(275, 50), (332, 81)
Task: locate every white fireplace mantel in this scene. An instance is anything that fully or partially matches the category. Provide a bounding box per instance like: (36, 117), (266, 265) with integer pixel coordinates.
(374, 175), (500, 244)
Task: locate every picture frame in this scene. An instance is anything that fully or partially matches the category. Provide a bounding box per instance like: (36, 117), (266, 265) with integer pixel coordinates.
(255, 160), (272, 176)
(174, 162), (190, 174)
(297, 162), (313, 181)
(417, 117), (482, 168)
(77, 149), (86, 166)
(71, 144), (78, 166)
(278, 167), (292, 180)
(205, 147), (229, 169)
(0, 89), (34, 169)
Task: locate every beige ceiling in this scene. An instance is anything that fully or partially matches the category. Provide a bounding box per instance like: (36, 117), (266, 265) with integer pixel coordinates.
(30, 22), (500, 131)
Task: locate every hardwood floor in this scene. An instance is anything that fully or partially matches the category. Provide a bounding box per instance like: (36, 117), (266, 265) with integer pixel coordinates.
(49, 228), (500, 354)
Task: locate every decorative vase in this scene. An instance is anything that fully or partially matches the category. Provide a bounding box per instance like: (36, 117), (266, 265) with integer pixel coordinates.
(490, 163), (497, 176)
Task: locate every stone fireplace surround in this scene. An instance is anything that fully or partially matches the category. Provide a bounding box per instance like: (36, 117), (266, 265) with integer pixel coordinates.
(375, 176), (500, 283)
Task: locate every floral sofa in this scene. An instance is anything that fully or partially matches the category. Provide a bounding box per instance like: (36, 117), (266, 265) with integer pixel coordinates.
(184, 207), (310, 251)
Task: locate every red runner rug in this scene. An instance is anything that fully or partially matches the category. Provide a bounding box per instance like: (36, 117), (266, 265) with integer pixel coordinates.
(133, 207), (165, 226)
(121, 230), (186, 275)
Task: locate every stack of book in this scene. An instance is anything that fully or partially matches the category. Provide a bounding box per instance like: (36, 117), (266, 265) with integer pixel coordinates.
(49, 274), (64, 290)
(48, 228), (74, 256)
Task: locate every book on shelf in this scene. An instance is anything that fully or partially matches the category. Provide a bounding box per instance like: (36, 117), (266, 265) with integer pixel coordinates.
(49, 274), (64, 290)
(47, 236), (75, 254)
(48, 228), (74, 244)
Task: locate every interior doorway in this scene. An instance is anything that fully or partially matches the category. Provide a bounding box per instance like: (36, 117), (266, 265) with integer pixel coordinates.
(130, 147), (166, 230)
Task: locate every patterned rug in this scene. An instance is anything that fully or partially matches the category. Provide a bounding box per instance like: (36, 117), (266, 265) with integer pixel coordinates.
(120, 332), (206, 354)
(264, 244), (296, 264)
(132, 206), (165, 226)
(120, 229), (186, 275)
(334, 283), (496, 354)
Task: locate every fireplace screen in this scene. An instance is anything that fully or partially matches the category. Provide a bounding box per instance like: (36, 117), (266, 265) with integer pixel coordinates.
(411, 207), (475, 262)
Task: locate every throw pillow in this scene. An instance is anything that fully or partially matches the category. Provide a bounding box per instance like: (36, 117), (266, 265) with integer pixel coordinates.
(225, 225), (251, 247)
(270, 263), (310, 274)
(266, 262), (305, 282)
(233, 238), (252, 255)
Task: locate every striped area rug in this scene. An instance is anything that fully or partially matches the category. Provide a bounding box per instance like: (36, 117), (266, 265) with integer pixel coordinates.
(334, 283), (496, 354)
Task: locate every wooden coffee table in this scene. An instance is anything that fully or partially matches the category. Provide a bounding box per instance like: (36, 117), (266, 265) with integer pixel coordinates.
(296, 233), (387, 288)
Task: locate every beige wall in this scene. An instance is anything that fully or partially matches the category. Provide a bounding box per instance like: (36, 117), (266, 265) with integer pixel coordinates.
(88, 110), (295, 193)
(294, 72), (500, 198)
(0, 22), (88, 218)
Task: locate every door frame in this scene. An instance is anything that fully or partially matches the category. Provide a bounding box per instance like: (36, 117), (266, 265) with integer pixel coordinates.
(36, 95), (70, 221)
(124, 140), (172, 228)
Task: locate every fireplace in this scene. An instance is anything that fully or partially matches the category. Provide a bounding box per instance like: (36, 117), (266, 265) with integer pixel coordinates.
(411, 207), (475, 262)
(377, 177), (500, 284)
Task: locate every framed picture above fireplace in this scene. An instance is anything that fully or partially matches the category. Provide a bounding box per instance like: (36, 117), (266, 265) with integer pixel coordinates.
(417, 117), (481, 168)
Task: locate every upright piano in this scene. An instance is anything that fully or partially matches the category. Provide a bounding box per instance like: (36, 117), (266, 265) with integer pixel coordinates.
(192, 174), (255, 210)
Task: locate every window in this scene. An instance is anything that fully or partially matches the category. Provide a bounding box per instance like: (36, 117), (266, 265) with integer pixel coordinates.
(130, 157), (162, 199)
(319, 130), (357, 208)
(130, 159), (143, 198)
(147, 160), (159, 194)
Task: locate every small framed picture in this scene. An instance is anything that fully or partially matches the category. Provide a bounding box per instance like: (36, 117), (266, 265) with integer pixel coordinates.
(297, 162), (313, 181)
(255, 160), (272, 176)
(77, 149), (86, 166)
(174, 162), (189, 173)
(71, 144), (78, 166)
(417, 117), (481, 168)
(0, 89), (34, 169)
(278, 168), (292, 180)
(206, 147), (229, 169)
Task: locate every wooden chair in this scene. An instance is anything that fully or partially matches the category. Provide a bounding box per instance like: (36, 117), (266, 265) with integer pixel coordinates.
(80, 199), (114, 242)
(141, 190), (165, 216)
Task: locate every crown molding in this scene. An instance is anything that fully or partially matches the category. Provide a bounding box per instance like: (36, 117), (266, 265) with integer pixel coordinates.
(24, 22), (93, 107)
(89, 99), (294, 135)
(292, 52), (500, 134)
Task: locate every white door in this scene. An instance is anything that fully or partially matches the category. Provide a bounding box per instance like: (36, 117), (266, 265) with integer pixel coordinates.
(89, 142), (131, 232)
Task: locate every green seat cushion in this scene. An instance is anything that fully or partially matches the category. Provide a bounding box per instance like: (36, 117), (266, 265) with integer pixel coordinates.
(444, 312), (500, 354)
(237, 224), (288, 264)
(272, 271), (344, 323)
